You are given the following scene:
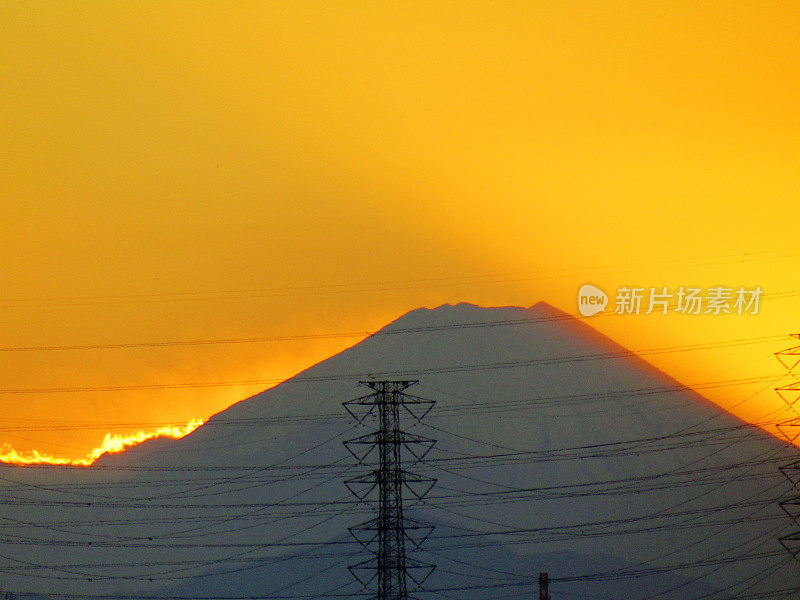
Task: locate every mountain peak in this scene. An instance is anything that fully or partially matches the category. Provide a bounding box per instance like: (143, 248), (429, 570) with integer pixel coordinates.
(379, 300), (568, 332)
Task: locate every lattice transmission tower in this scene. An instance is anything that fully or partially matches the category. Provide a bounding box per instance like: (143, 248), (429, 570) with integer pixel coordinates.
(343, 380), (436, 600)
(774, 334), (800, 558)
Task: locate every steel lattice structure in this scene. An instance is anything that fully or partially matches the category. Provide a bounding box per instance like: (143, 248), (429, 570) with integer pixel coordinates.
(775, 334), (800, 559)
(343, 380), (436, 600)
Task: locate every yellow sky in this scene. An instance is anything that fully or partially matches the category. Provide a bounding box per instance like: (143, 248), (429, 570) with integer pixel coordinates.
(2, 1), (799, 460)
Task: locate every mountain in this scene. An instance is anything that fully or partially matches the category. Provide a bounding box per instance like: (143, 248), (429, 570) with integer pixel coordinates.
(1, 302), (796, 599)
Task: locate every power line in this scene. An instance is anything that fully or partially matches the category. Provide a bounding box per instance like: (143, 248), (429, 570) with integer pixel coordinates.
(0, 371), (784, 432)
(0, 295), (794, 352)
(0, 334), (785, 394)
(0, 366), (794, 595)
(4, 247), (799, 309)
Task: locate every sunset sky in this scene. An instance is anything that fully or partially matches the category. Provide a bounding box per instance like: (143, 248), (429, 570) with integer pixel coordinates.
(2, 1), (799, 461)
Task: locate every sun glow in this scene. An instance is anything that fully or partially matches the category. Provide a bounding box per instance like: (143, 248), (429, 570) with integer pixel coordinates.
(0, 419), (205, 466)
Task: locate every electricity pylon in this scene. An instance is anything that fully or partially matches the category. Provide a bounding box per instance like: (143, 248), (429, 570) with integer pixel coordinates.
(774, 334), (800, 559)
(343, 380), (436, 600)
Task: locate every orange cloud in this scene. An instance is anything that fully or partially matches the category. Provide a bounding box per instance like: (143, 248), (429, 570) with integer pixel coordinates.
(0, 419), (204, 466)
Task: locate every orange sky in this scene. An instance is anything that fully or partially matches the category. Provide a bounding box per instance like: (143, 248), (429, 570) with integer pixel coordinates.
(2, 1), (799, 461)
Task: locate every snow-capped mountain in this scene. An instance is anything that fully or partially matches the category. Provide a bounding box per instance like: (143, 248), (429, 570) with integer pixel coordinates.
(1, 302), (795, 599)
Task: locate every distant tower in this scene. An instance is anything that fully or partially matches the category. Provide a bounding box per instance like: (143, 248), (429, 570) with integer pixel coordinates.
(343, 380), (436, 600)
(775, 334), (800, 559)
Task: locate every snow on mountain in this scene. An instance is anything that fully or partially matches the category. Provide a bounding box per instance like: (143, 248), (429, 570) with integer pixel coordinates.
(0, 302), (796, 599)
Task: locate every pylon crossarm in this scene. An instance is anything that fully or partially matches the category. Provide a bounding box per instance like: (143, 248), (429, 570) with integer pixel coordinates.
(401, 472), (437, 500)
(348, 559), (379, 587)
(343, 432), (382, 461)
(776, 345), (800, 371)
(343, 394), (381, 422)
(344, 431), (382, 445)
(398, 394), (436, 422)
(398, 433), (436, 460)
(345, 430), (436, 460)
(775, 383), (800, 406)
(349, 520), (380, 548)
(344, 392), (386, 405)
(344, 473), (379, 500)
(403, 521), (435, 548)
(776, 419), (800, 444)
(359, 379), (419, 391)
(405, 559), (436, 587)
